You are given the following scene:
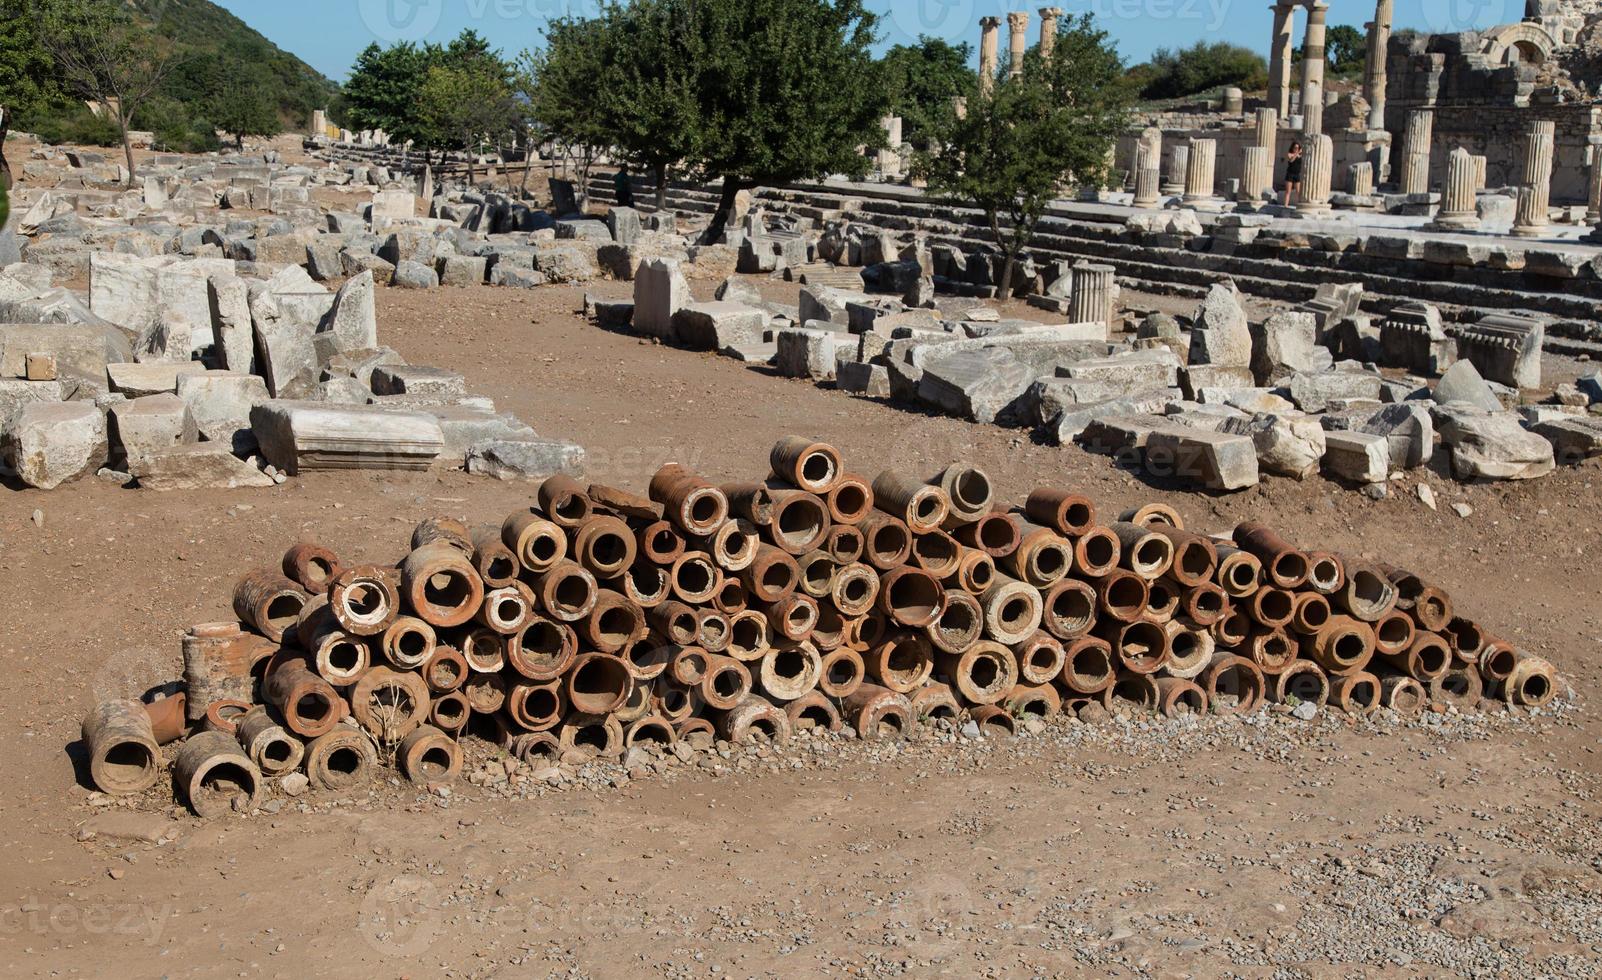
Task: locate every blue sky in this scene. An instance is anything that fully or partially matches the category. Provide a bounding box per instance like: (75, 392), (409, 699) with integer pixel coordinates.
(218, 0), (1527, 81)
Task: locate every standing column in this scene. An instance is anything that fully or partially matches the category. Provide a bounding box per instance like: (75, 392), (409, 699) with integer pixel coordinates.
(1398, 109), (1433, 195)
(1429, 147), (1480, 230)
(1365, 0), (1393, 130)
(1066, 262), (1116, 328)
(1348, 162), (1374, 196)
(1133, 144), (1161, 208)
(1183, 138), (1218, 205)
(1297, 134), (1334, 215)
(1511, 120), (1554, 238)
(1586, 145), (1602, 224)
(1267, 4), (1297, 119)
(1038, 8), (1062, 61)
(979, 17), (1001, 96)
(1163, 144), (1190, 196)
(1255, 107), (1279, 154)
(1470, 154), (1486, 190)
(1300, 3), (1329, 135)
(1007, 12), (1030, 78)
(1240, 146), (1272, 205)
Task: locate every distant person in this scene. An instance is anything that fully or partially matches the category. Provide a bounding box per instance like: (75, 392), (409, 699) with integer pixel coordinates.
(614, 165), (635, 209)
(1281, 142), (1304, 206)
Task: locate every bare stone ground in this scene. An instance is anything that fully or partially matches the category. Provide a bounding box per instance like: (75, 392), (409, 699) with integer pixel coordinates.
(1, 274), (1600, 977)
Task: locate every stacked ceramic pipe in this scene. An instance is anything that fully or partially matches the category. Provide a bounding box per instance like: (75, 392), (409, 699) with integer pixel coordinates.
(79, 435), (1560, 817)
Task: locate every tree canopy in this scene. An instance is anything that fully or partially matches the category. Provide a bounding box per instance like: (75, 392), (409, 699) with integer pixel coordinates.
(1134, 41), (1267, 101)
(879, 35), (975, 148)
(917, 15), (1132, 295)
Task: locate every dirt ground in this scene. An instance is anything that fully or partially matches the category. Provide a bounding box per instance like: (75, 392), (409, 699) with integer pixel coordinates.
(3, 159), (1602, 975)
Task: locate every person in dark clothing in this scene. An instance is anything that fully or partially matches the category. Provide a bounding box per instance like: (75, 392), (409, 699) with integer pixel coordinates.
(1281, 141), (1304, 206)
(613, 165), (635, 209)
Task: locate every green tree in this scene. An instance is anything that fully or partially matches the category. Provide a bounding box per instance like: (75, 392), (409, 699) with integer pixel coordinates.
(682, 0), (889, 239)
(343, 40), (442, 146)
(417, 62), (519, 184)
(34, 0), (180, 185)
(879, 36), (975, 147)
(1137, 41), (1266, 101)
(597, 0), (700, 211)
(212, 80), (281, 149)
(0, 1), (57, 186)
(527, 16), (615, 210)
(916, 16), (1131, 296)
(1324, 24), (1366, 78)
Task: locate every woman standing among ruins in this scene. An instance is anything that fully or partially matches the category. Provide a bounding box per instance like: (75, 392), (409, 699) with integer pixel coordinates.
(1281, 141), (1304, 206)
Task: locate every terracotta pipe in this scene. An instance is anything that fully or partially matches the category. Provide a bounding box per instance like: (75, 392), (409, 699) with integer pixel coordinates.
(871, 471), (949, 534)
(234, 706), (304, 776)
(1200, 653), (1265, 716)
(329, 565), (401, 636)
(1024, 487), (1096, 536)
(174, 729), (262, 817)
(934, 463), (994, 526)
(668, 551), (722, 604)
(1329, 670), (1382, 717)
(508, 616), (577, 681)
(304, 728), (377, 791)
(727, 610), (770, 662)
(979, 572), (1043, 644)
(281, 541), (343, 594)
(398, 725), (461, 784)
(1372, 610), (1416, 658)
(908, 681), (962, 722)
(537, 474), (593, 528)
(825, 524), (865, 563)
(770, 435), (843, 493)
(429, 690), (471, 734)
(669, 645), (711, 686)
(1098, 619), (1169, 675)
(502, 510), (568, 572)
(401, 542), (485, 629)
(649, 464), (728, 535)
(1003, 518), (1073, 587)
(703, 518), (759, 572)
(573, 514), (637, 579)
(181, 622), (273, 723)
(953, 511), (1021, 557)
(232, 569), (308, 642)
(201, 699), (252, 734)
(699, 655), (753, 710)
(967, 704), (1017, 736)
(1269, 660), (1329, 705)
(1118, 503), (1183, 528)
(857, 512), (913, 570)
(877, 566), (943, 628)
(741, 544), (799, 602)
(1500, 653), (1557, 707)
(767, 592), (819, 642)
(263, 657), (342, 738)
(949, 546), (996, 594)
(1162, 620), (1214, 680)
(819, 647), (865, 699)
(696, 607), (733, 653)
(1181, 582), (1229, 628)
(1110, 522), (1174, 581)
(1303, 551), (1345, 595)
(412, 516), (473, 553)
(1245, 626), (1297, 675)
(934, 640), (1017, 705)
(911, 528), (963, 579)
(1428, 665), (1483, 709)
(715, 695), (792, 743)
(381, 616), (437, 670)
(1231, 522), (1309, 589)
(863, 632), (935, 694)
(844, 683), (914, 738)
(1305, 615), (1376, 676)
(1041, 579), (1097, 639)
(1154, 527), (1218, 588)
(723, 482), (776, 527)
(830, 561), (879, 617)
(1072, 525), (1122, 577)
(637, 519), (686, 565)
(1059, 636), (1115, 694)
(582, 590), (645, 654)
(1377, 672), (1426, 715)
(469, 526), (520, 588)
(1289, 592), (1331, 635)
(1143, 580), (1180, 624)
(785, 691), (843, 732)
(796, 550), (835, 599)
(1211, 544), (1263, 598)
(1334, 558), (1397, 623)
(758, 642), (824, 701)
(1088, 571), (1148, 624)
(826, 472), (875, 524)
(624, 715), (679, 748)
(349, 666), (431, 740)
(506, 680), (565, 731)
(81, 700), (162, 795)
(1004, 683), (1061, 718)
(1012, 632), (1066, 685)
(565, 653), (634, 715)
(143, 693), (188, 745)
(1154, 676), (1208, 717)
(534, 560), (599, 622)
(462, 671), (507, 715)
(422, 644), (469, 694)
(1247, 587), (1296, 629)
(927, 589), (982, 654)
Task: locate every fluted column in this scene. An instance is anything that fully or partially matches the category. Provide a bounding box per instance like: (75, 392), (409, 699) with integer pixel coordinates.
(1133, 144), (1160, 208)
(979, 17), (1001, 96)
(1007, 12), (1030, 78)
(1429, 147), (1480, 230)
(1038, 7), (1062, 61)
(1364, 0), (1393, 130)
(1255, 107), (1278, 154)
(1470, 154), (1486, 190)
(1183, 139), (1217, 205)
(1067, 262), (1115, 328)
(1397, 109), (1433, 195)
(1347, 162), (1374, 196)
(1297, 134), (1333, 215)
(1587, 146), (1602, 223)
(1239, 146), (1271, 205)
(1300, 3), (1329, 135)
(1163, 144), (1189, 196)
(1511, 121), (1554, 238)
(1267, 4), (1297, 118)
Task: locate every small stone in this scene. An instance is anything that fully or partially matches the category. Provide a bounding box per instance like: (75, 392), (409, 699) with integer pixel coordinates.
(1361, 481), (1388, 500)
(1416, 484), (1436, 510)
(1292, 700), (1318, 720)
(31, 509), (43, 527)
(1451, 502), (1473, 518)
(279, 772), (309, 797)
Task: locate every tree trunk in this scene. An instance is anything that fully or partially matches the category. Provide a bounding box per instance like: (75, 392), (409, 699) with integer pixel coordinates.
(653, 162), (668, 211)
(702, 176), (743, 245)
(0, 112), (12, 190)
(119, 114), (137, 188)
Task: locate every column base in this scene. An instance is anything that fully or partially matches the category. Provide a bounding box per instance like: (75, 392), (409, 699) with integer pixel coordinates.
(1296, 203), (1333, 217)
(1508, 224), (1550, 239)
(1181, 196), (1226, 212)
(1427, 213), (1480, 231)
(1131, 196), (1160, 208)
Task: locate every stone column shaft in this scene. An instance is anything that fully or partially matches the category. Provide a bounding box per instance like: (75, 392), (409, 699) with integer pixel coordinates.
(1038, 8), (1062, 61)
(1267, 4), (1297, 119)
(1297, 134), (1333, 215)
(1007, 12), (1030, 78)
(1183, 138), (1218, 203)
(1067, 262), (1116, 328)
(1587, 145), (1602, 223)
(1511, 123), (1554, 238)
(979, 17), (1001, 96)
(1398, 109), (1433, 195)
(1239, 146), (1271, 204)
(1133, 144), (1160, 208)
(1430, 147), (1480, 230)
(1348, 162), (1374, 196)
(1163, 145), (1189, 196)
(1364, 0), (1393, 130)
(1255, 107), (1279, 154)
(1300, 3), (1329, 135)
